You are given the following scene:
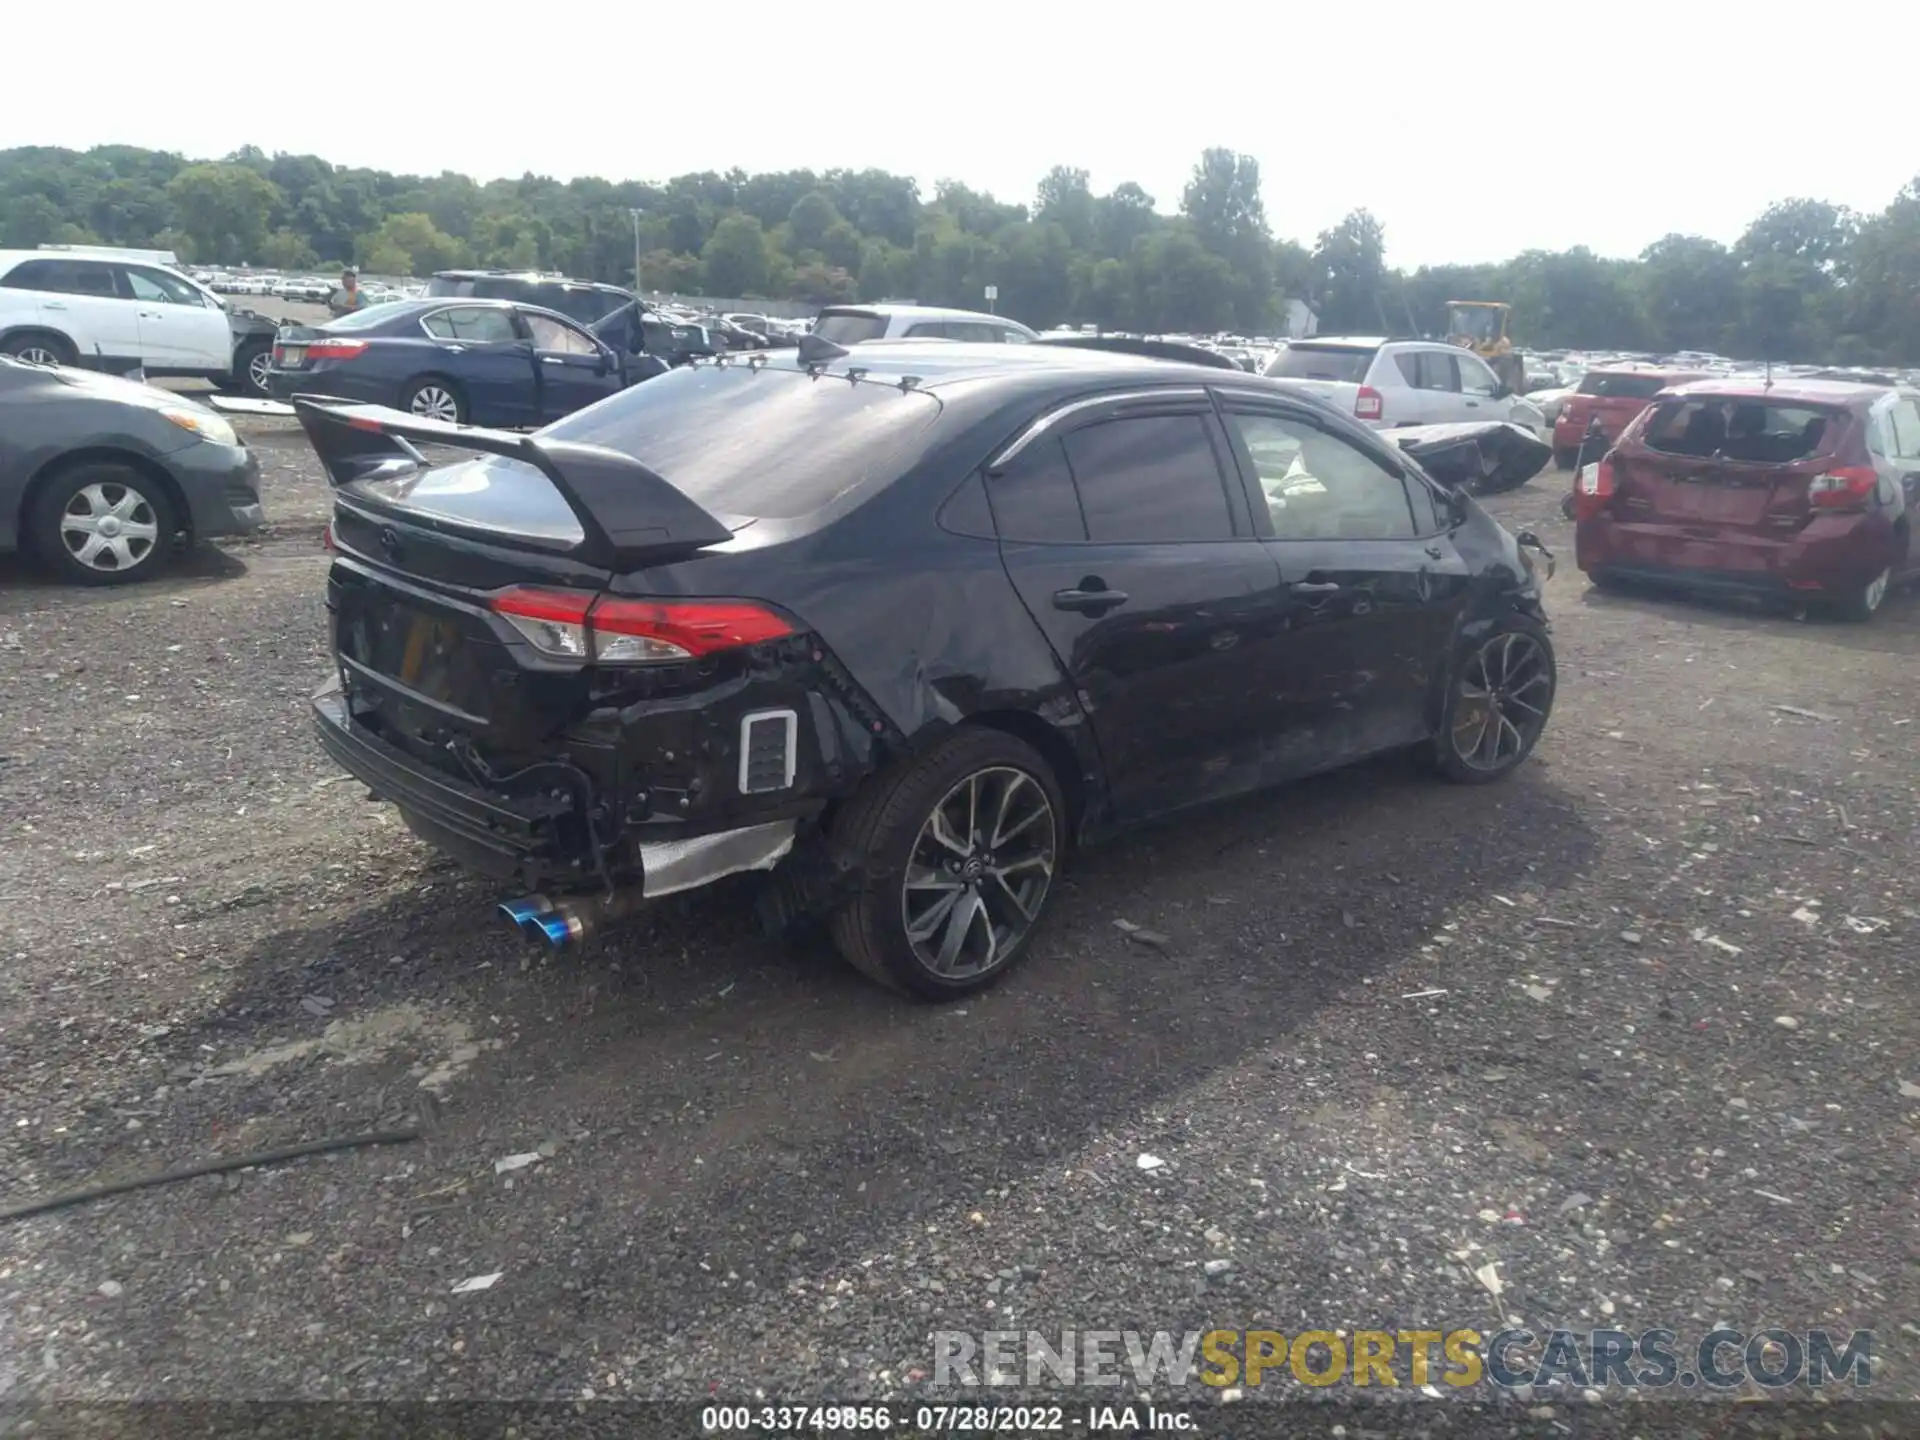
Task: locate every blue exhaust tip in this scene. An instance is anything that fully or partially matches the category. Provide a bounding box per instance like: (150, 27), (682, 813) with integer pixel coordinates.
(498, 895), (551, 928)
(534, 912), (573, 946)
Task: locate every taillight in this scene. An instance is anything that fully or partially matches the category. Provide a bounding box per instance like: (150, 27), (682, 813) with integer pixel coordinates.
(1354, 385), (1384, 422)
(306, 338), (369, 361)
(1572, 455), (1615, 523)
(1807, 465), (1877, 511)
(322, 521), (335, 551)
(490, 587), (794, 664)
(271, 344), (285, 364)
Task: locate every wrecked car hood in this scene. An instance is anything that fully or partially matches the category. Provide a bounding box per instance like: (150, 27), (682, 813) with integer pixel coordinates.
(1390, 421), (1551, 496)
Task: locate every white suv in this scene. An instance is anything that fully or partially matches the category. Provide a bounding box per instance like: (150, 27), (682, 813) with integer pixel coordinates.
(0, 250), (237, 381)
(811, 303), (1037, 345)
(1265, 337), (1546, 435)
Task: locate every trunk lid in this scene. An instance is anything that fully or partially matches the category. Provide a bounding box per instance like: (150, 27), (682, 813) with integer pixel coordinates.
(1612, 396), (1849, 531)
(299, 399), (739, 768)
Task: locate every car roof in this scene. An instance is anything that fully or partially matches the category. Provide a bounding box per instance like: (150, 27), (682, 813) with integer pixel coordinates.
(433, 269), (626, 290)
(1662, 376), (1893, 407)
(1291, 336), (1392, 349)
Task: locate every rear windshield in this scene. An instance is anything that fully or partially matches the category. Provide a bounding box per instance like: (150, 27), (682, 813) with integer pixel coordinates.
(1641, 398), (1843, 463)
(1577, 372), (1669, 400)
(813, 310), (892, 345)
(1264, 345), (1377, 382)
(538, 362), (943, 520)
(423, 276), (477, 298)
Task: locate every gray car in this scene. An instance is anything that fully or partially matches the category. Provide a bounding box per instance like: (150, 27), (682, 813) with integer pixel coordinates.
(0, 357), (263, 585)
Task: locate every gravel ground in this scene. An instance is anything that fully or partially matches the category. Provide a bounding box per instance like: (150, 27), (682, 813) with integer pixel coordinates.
(1, 438), (1916, 1420)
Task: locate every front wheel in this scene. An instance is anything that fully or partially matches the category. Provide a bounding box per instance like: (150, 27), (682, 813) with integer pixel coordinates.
(1430, 615), (1556, 784)
(231, 341), (273, 397)
(828, 728), (1065, 999)
(32, 462), (177, 585)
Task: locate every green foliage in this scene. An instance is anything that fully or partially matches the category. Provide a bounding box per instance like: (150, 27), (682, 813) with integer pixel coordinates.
(3, 144), (1918, 361)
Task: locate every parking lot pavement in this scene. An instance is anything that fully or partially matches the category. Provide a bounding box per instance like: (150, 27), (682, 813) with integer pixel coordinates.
(1, 442), (1916, 1406)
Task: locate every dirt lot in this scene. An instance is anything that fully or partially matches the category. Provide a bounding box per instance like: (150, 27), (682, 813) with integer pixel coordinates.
(1, 433), (1916, 1414)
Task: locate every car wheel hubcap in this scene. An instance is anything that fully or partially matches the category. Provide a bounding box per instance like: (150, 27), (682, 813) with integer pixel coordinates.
(410, 386), (457, 422)
(248, 351), (272, 389)
(901, 765), (1056, 981)
(1863, 568), (1889, 612)
(18, 346), (57, 366)
(61, 483), (159, 572)
(1451, 631), (1551, 771)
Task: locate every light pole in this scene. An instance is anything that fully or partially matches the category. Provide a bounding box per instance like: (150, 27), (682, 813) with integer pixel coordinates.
(630, 208), (644, 293)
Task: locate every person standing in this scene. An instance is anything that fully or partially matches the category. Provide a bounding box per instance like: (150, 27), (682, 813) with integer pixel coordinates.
(329, 268), (367, 316)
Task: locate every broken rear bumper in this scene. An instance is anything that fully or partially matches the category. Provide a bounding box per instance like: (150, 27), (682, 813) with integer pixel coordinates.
(313, 676), (794, 894)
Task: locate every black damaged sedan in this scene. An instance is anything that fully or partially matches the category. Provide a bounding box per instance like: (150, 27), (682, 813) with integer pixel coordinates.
(300, 338), (1557, 998)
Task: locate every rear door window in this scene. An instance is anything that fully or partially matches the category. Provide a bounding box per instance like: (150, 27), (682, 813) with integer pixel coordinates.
(904, 322), (953, 339)
(1062, 414), (1235, 543)
(1642, 398), (1841, 462)
(423, 306), (520, 344)
(1265, 345), (1377, 382)
(0, 258), (119, 297)
(987, 436), (1086, 542)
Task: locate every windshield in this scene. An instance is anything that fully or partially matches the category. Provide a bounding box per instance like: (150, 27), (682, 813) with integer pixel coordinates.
(539, 362), (943, 520)
(1449, 307), (1503, 343)
(1264, 345), (1377, 383)
(813, 310), (891, 345)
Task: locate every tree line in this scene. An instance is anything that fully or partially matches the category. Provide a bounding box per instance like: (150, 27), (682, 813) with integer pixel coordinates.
(4, 143), (1917, 364)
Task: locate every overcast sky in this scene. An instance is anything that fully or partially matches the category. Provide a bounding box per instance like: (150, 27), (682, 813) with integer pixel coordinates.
(8, 0), (1917, 268)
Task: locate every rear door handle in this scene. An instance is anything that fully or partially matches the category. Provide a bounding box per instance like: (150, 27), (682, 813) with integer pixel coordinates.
(41, 301), (67, 311)
(1290, 580), (1342, 595)
(541, 356), (563, 365)
(1052, 586), (1128, 614)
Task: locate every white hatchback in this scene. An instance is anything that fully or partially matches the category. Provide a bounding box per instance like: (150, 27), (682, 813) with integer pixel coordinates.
(1265, 337), (1547, 436)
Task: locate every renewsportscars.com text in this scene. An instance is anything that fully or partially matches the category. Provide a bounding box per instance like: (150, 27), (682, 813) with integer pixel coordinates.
(933, 1327), (1873, 1390)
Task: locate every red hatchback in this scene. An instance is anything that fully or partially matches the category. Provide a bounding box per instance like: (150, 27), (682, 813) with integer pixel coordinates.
(1574, 380), (1920, 620)
(1552, 365), (1711, 469)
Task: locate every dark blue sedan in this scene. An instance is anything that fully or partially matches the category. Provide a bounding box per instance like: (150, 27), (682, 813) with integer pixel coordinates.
(264, 298), (661, 427)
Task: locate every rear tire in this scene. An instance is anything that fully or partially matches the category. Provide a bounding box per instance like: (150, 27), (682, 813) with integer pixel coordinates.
(1430, 614), (1556, 785)
(827, 728), (1065, 1000)
(401, 377), (466, 424)
(1824, 565), (1890, 623)
(31, 461), (177, 586)
(3, 330), (77, 368)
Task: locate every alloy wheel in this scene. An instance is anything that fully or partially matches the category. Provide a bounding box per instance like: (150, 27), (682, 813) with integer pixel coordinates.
(409, 385), (459, 422)
(60, 482), (160, 574)
(900, 766), (1057, 980)
(247, 349), (273, 392)
(1450, 630), (1552, 772)
(17, 345), (59, 367)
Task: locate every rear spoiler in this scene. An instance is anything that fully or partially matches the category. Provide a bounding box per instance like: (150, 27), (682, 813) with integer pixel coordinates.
(292, 396), (733, 570)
